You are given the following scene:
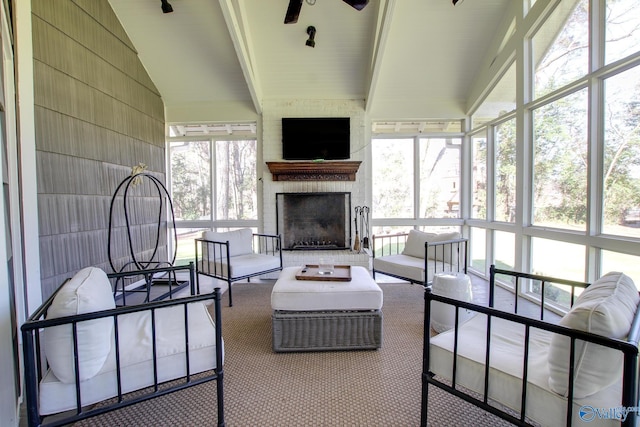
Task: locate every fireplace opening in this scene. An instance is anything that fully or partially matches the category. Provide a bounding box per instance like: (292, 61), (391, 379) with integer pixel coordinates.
(276, 192), (351, 250)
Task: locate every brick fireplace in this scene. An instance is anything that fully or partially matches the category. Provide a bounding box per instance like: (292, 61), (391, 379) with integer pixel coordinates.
(276, 192), (351, 250)
(261, 99), (370, 271)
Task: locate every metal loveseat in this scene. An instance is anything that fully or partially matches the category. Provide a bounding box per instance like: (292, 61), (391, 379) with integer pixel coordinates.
(21, 263), (225, 427)
(195, 228), (282, 306)
(372, 230), (468, 285)
(422, 265), (640, 426)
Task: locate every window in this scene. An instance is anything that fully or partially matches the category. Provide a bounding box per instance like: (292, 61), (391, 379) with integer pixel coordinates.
(215, 139), (257, 221)
(470, 227), (487, 273)
(170, 141), (211, 221)
(533, 0), (589, 99)
(418, 138), (461, 218)
(532, 237), (586, 281)
(495, 118), (517, 223)
(371, 122), (463, 238)
(532, 88), (589, 231)
(372, 138), (414, 219)
(605, 0), (640, 65)
(471, 132), (487, 219)
(168, 123), (258, 263)
(602, 66), (640, 238)
(601, 250), (640, 289)
(495, 231), (515, 271)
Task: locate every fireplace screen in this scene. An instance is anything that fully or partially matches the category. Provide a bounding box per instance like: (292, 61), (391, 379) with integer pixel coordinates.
(276, 192), (351, 250)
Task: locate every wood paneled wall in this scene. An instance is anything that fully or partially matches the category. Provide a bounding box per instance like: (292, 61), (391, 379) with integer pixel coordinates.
(32, 0), (167, 297)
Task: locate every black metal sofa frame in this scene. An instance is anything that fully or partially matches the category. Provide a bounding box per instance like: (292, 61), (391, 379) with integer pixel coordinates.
(21, 264), (225, 427)
(421, 265), (640, 427)
(195, 232), (283, 306)
(371, 232), (468, 285)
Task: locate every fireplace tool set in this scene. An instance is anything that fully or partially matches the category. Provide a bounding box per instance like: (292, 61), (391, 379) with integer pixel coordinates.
(353, 206), (370, 253)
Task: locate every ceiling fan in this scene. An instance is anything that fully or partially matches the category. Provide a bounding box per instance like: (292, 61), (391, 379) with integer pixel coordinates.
(284, 0), (369, 24)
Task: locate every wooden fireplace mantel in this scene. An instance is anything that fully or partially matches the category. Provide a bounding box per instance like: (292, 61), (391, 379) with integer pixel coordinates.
(266, 161), (362, 181)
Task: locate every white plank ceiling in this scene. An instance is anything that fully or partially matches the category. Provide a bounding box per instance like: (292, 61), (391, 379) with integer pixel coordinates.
(108, 0), (511, 121)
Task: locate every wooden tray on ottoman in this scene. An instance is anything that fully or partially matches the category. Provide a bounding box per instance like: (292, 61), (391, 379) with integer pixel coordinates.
(295, 265), (351, 281)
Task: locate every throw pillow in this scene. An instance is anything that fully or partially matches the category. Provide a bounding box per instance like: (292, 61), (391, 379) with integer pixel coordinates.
(402, 230), (437, 258)
(44, 267), (116, 383)
(547, 271), (639, 398)
(425, 231), (462, 264)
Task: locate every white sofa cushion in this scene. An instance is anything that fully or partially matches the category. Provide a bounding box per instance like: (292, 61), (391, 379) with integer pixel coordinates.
(402, 230), (461, 262)
(373, 254), (426, 282)
(199, 253), (281, 279)
(548, 271), (639, 398)
(202, 228), (253, 257)
(44, 267), (116, 383)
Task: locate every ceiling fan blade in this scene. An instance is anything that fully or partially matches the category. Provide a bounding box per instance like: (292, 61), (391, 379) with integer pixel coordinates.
(342, 0), (369, 11)
(284, 0), (303, 24)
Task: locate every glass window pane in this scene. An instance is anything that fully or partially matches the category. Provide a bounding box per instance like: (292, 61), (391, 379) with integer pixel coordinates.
(533, 0), (589, 99)
(605, 0), (640, 65)
(532, 237), (585, 281)
(602, 250), (640, 290)
(531, 237), (586, 308)
(418, 138), (460, 218)
(215, 139), (257, 220)
(602, 66), (640, 238)
(170, 141), (211, 221)
(494, 231), (515, 270)
(372, 139), (414, 218)
(175, 228), (206, 264)
(470, 227), (487, 273)
(495, 119), (517, 222)
(532, 89), (589, 231)
(472, 133), (487, 219)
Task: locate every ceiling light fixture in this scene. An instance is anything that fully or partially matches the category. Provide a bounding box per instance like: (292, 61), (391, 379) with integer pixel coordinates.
(452, 0), (465, 5)
(306, 26), (316, 48)
(285, 0), (303, 24)
(161, 0), (173, 13)
(342, 0), (369, 10)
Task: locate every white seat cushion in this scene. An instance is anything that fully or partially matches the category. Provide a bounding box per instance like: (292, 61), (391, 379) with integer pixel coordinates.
(44, 267), (116, 383)
(199, 253), (281, 279)
(373, 254), (425, 282)
(373, 254), (454, 283)
(271, 266), (382, 311)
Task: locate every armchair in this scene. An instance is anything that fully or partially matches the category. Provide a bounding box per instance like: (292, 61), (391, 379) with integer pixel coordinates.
(195, 228), (283, 306)
(372, 230), (468, 285)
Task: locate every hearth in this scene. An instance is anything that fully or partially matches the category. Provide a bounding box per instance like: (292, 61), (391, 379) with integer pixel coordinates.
(276, 192), (351, 250)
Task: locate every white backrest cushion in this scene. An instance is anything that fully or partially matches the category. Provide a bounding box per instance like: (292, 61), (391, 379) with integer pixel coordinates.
(402, 230), (437, 258)
(425, 231), (462, 264)
(548, 271), (639, 398)
(44, 267), (116, 383)
(202, 228), (253, 257)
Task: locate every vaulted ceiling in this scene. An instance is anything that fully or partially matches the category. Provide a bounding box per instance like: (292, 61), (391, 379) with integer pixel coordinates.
(108, 0), (511, 122)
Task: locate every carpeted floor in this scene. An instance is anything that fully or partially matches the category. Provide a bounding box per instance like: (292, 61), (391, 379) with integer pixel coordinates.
(74, 281), (513, 426)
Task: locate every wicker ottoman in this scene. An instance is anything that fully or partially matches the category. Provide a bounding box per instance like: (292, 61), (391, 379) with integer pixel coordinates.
(271, 266), (383, 352)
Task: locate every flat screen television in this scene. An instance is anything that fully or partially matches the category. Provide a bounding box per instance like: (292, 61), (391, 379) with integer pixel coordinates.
(282, 117), (350, 160)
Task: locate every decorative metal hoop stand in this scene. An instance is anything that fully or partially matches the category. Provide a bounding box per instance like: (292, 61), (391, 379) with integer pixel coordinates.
(107, 172), (184, 303)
